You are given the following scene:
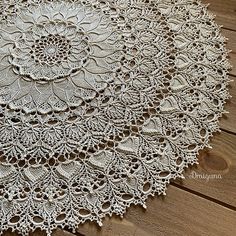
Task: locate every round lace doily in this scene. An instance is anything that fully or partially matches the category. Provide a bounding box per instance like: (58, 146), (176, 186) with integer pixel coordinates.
(0, 0), (231, 235)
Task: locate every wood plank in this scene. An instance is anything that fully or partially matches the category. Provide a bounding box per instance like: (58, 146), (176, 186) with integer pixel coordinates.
(220, 75), (236, 133)
(174, 131), (236, 208)
(76, 186), (236, 236)
(222, 29), (236, 76)
(202, 0), (236, 31)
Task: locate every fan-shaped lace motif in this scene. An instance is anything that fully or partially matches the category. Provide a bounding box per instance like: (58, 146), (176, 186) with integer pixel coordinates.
(0, 0), (231, 235)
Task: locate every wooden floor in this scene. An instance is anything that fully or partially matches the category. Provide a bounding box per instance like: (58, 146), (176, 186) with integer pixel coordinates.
(4, 1), (236, 236)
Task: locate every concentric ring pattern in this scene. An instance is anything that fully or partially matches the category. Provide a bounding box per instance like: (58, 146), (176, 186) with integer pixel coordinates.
(0, 0), (231, 235)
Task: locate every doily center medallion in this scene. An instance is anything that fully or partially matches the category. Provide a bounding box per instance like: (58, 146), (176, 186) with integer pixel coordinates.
(0, 1), (121, 113)
(32, 34), (73, 67)
(12, 21), (90, 81)
(0, 0), (231, 236)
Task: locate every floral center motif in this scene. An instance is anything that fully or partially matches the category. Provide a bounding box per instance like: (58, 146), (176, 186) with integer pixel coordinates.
(31, 34), (72, 66)
(10, 20), (92, 81)
(0, 2), (120, 113)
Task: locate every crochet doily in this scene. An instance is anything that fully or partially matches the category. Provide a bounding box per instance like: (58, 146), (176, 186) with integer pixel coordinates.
(0, 0), (231, 235)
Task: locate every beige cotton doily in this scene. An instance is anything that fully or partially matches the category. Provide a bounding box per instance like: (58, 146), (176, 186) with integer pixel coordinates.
(0, 0), (231, 235)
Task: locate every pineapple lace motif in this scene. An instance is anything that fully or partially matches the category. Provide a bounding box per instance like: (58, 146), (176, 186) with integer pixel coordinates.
(0, 0), (231, 235)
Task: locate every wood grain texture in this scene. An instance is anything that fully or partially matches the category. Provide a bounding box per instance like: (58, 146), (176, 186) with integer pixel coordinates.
(202, 0), (236, 31)
(76, 186), (236, 236)
(173, 131), (236, 208)
(221, 29), (236, 76)
(220, 75), (236, 133)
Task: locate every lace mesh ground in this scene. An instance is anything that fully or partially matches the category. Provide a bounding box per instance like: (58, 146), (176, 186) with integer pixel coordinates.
(0, 0), (231, 235)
